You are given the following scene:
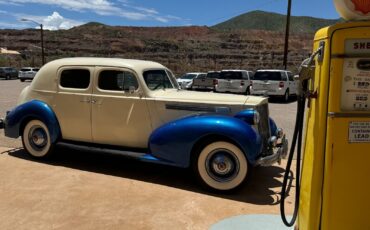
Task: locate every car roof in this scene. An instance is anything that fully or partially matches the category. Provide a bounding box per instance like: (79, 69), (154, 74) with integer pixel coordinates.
(257, 69), (291, 72)
(221, 69), (251, 72)
(44, 57), (166, 73)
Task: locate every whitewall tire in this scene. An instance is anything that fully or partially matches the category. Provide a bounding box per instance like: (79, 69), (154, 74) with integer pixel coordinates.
(194, 141), (249, 191)
(22, 120), (54, 158)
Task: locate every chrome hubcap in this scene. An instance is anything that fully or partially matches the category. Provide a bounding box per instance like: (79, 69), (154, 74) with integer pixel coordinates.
(211, 155), (233, 175)
(206, 149), (240, 182)
(28, 126), (47, 150)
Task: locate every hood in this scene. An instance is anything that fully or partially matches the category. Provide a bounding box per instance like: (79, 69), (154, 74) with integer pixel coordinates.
(149, 89), (267, 107)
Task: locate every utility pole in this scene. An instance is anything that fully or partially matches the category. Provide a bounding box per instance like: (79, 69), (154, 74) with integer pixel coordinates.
(283, 0), (292, 70)
(21, 18), (45, 65)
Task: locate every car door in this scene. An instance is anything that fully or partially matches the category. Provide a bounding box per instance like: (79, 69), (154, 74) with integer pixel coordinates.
(91, 67), (152, 148)
(54, 67), (93, 142)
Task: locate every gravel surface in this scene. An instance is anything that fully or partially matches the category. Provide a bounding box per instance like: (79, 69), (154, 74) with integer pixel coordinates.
(0, 79), (30, 148)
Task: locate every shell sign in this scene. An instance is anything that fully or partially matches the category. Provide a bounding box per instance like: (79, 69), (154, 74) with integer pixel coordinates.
(334, 0), (370, 20)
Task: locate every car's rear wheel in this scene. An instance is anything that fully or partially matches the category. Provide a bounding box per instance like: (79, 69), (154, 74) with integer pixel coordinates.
(20, 79), (25, 82)
(22, 120), (54, 158)
(5, 75), (10, 80)
(193, 141), (249, 192)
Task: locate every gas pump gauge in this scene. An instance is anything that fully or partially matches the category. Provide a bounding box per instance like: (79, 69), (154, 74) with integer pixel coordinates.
(341, 39), (370, 111)
(341, 58), (370, 111)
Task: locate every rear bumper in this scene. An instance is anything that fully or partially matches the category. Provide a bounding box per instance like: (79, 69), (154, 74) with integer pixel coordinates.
(255, 134), (288, 166)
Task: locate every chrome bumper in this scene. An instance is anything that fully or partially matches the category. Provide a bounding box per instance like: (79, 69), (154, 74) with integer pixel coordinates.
(255, 135), (289, 167)
(0, 118), (4, 129)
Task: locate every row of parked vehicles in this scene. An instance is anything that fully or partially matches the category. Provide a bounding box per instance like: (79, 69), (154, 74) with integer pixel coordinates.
(0, 67), (39, 82)
(177, 69), (297, 102)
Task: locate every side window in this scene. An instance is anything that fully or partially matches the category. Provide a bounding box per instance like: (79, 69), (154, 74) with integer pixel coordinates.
(98, 70), (138, 91)
(60, 69), (90, 89)
(288, 72), (294, 81)
(242, 72), (248, 80)
(280, 72), (288, 81)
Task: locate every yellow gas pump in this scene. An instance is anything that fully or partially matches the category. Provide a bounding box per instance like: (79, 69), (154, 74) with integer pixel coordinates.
(280, 1), (370, 229)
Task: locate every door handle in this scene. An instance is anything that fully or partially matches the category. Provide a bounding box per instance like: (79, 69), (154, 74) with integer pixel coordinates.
(80, 99), (90, 103)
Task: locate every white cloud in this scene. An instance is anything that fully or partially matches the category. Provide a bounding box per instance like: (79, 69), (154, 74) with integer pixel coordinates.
(1, 0), (186, 23)
(18, 12), (84, 30)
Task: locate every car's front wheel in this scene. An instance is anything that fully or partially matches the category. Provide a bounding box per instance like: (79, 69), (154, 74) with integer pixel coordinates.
(194, 141), (249, 192)
(22, 120), (55, 158)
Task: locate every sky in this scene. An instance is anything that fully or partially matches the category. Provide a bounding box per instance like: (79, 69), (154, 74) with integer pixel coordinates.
(0, 0), (341, 30)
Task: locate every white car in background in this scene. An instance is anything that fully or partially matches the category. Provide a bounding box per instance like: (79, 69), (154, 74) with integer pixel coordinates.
(177, 72), (206, 90)
(250, 69), (297, 102)
(18, 67), (40, 82)
(214, 70), (254, 95)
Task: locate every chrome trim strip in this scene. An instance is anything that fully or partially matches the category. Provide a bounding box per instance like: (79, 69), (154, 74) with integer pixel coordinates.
(166, 104), (231, 113)
(328, 112), (370, 118)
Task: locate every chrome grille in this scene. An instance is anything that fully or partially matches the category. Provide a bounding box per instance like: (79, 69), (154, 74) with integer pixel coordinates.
(256, 103), (271, 154)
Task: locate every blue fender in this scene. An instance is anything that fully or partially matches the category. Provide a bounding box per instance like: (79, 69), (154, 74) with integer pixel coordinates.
(5, 100), (61, 143)
(149, 114), (262, 168)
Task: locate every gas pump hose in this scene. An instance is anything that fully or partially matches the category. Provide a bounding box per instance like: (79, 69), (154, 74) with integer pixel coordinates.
(280, 90), (306, 227)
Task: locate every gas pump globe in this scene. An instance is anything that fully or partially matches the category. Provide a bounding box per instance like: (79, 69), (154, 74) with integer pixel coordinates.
(280, 1), (370, 229)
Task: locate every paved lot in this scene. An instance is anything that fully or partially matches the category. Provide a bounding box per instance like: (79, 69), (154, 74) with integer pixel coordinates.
(0, 80), (297, 229)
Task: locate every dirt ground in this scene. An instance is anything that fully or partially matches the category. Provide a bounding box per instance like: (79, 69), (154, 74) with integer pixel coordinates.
(0, 146), (295, 230)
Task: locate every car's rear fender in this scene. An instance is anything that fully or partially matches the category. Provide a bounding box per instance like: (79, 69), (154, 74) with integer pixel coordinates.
(149, 114), (262, 168)
(4, 100), (61, 143)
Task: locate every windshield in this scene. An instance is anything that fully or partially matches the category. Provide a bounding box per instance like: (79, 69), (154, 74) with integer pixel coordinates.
(220, 71), (243, 80)
(143, 69), (175, 90)
(180, 73), (197, 80)
(254, 71), (282, 81)
(21, 68), (31, 71)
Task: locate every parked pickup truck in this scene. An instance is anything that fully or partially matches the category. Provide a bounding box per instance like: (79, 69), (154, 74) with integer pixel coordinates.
(192, 71), (220, 91)
(0, 58), (288, 192)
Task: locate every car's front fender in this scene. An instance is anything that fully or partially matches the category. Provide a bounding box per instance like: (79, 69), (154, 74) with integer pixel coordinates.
(4, 100), (61, 143)
(149, 114), (262, 168)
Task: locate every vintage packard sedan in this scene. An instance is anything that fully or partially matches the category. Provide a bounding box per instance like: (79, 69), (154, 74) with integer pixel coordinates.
(0, 58), (288, 191)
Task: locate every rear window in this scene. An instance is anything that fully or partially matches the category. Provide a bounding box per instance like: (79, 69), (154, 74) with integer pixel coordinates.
(254, 71), (282, 81)
(60, 69), (90, 89)
(33, 68), (40, 72)
(206, 72), (220, 79)
(21, 68), (31, 72)
(220, 71), (243, 80)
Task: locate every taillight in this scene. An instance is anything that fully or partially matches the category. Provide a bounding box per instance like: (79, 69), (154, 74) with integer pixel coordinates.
(213, 79), (218, 85)
(279, 82), (284, 88)
(241, 81), (245, 86)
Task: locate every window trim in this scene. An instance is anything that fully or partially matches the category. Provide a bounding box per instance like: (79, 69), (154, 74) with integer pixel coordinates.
(58, 67), (92, 91)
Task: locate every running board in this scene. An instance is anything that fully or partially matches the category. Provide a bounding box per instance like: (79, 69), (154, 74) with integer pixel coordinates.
(57, 142), (174, 166)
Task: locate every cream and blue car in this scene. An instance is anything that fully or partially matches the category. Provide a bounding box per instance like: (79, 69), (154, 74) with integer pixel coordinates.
(0, 58), (288, 191)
